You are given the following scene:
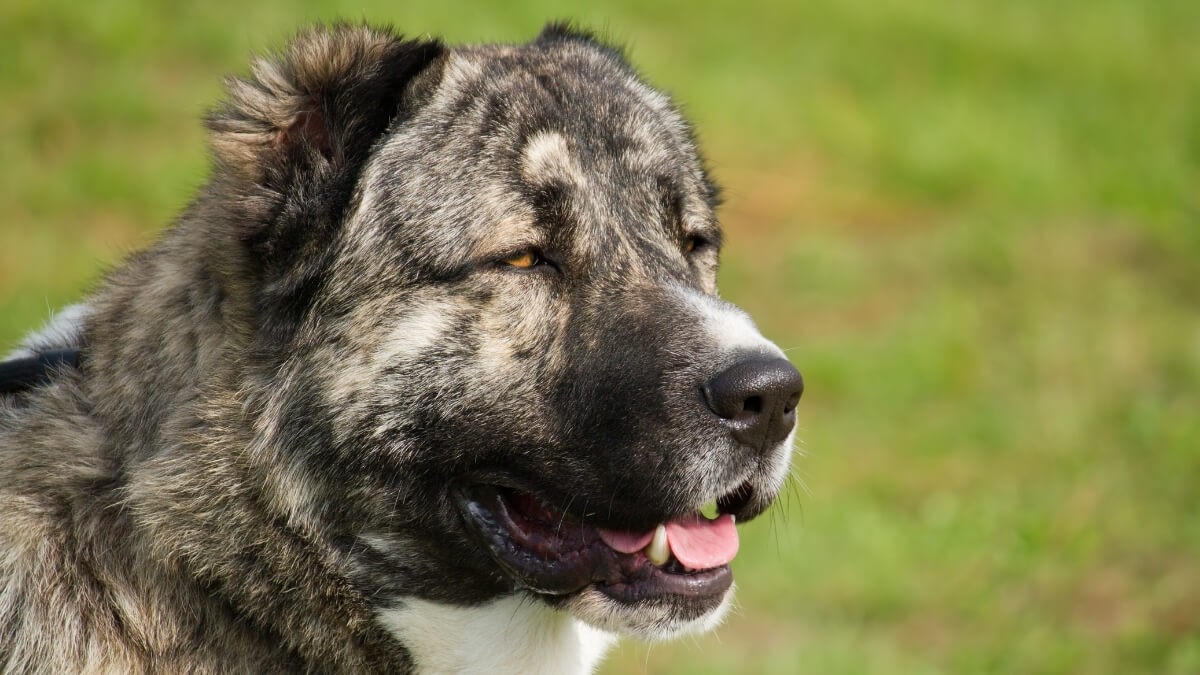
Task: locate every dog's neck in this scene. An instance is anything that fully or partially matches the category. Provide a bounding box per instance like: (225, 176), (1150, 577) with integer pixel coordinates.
(28, 246), (416, 670)
(378, 595), (616, 675)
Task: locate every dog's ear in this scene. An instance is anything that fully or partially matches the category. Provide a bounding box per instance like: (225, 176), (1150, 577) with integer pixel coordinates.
(534, 21), (626, 59)
(201, 25), (443, 343)
(535, 21), (599, 44)
(205, 24), (443, 223)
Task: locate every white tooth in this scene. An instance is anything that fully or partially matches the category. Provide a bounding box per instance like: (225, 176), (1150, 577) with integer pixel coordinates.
(645, 524), (669, 565)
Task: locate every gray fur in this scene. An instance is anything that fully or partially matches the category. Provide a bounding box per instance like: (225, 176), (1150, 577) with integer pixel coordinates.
(0, 23), (797, 673)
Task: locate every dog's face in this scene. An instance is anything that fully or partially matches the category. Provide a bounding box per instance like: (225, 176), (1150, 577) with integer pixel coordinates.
(226, 27), (801, 640)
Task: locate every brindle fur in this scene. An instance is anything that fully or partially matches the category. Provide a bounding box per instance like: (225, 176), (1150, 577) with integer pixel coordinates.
(0, 23), (794, 673)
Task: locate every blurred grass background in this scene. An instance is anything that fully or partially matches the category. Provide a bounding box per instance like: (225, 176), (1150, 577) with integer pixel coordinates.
(2, 0), (1198, 672)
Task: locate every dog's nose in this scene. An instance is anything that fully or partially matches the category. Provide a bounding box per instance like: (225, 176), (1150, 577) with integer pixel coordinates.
(703, 356), (803, 448)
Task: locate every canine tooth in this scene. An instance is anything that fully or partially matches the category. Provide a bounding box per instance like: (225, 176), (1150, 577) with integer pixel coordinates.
(645, 524), (669, 565)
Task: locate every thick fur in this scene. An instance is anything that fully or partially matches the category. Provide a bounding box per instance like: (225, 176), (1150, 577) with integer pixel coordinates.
(0, 23), (795, 674)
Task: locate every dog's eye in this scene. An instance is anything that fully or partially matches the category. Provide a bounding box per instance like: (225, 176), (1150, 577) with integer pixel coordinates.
(498, 249), (554, 272)
(684, 235), (709, 255)
(503, 251), (539, 268)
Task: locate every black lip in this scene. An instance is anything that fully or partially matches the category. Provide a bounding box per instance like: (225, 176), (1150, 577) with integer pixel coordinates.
(595, 563), (731, 606)
(716, 479), (758, 519)
(452, 483), (733, 604)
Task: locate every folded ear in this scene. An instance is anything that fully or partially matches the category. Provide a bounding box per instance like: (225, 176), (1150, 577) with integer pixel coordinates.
(206, 23), (443, 196)
(198, 25), (443, 341)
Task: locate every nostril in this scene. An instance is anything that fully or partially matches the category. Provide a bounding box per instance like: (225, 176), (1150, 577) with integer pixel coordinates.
(743, 395), (763, 415)
(782, 391), (801, 415)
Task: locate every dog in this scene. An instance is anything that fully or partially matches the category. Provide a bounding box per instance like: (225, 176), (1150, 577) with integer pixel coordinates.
(0, 23), (802, 674)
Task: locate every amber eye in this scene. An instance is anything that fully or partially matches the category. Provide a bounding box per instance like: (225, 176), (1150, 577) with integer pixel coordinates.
(684, 235), (705, 254)
(501, 250), (540, 269)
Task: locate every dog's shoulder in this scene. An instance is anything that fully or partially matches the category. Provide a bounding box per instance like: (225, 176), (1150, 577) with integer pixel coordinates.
(0, 324), (135, 671)
(0, 308), (301, 673)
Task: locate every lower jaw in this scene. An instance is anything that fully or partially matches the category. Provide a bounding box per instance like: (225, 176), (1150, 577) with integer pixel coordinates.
(558, 582), (737, 640)
(593, 563), (732, 605)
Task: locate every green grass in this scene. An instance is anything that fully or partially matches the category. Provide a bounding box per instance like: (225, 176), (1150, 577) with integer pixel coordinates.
(2, 1), (1198, 672)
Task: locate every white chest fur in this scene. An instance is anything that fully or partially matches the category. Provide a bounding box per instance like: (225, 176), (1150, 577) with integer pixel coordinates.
(378, 595), (616, 675)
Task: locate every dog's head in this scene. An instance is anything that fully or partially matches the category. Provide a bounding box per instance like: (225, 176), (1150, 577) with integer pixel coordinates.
(208, 24), (801, 640)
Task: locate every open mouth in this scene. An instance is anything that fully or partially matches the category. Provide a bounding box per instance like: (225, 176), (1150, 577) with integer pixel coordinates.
(453, 482), (756, 606)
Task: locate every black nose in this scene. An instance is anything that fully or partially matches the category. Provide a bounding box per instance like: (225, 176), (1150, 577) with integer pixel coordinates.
(703, 356), (803, 448)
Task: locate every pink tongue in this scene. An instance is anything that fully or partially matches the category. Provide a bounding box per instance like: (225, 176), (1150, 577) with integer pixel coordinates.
(597, 513), (739, 570)
(597, 529), (653, 554)
(665, 514), (739, 569)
